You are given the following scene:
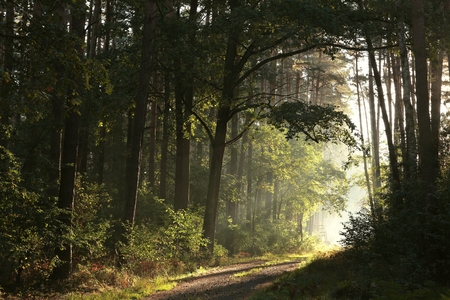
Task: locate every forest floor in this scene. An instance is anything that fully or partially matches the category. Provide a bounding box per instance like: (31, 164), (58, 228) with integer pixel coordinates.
(145, 258), (304, 300)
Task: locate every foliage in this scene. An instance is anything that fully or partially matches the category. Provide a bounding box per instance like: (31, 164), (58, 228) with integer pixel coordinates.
(339, 172), (450, 284)
(71, 180), (113, 264)
(119, 205), (208, 275)
(0, 147), (57, 287)
(250, 250), (450, 300)
(268, 101), (357, 146)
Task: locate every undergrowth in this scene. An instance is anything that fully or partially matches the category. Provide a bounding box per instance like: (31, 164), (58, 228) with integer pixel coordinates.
(251, 249), (450, 300)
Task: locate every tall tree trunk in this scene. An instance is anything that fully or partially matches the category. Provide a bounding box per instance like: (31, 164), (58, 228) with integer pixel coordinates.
(391, 54), (407, 178)
(246, 137), (253, 223)
(96, 0), (113, 184)
(227, 113), (239, 222)
(411, 0), (435, 185)
(159, 76), (170, 200)
(203, 106), (230, 253)
(202, 0), (240, 253)
(397, 0), (417, 179)
(356, 53), (375, 219)
(236, 128), (248, 222)
(368, 59), (381, 192)
(174, 83), (190, 210)
(0, 0), (14, 148)
(97, 121), (106, 184)
(265, 171), (273, 219)
(224, 113), (239, 253)
(52, 1), (85, 279)
(173, 0), (197, 210)
(122, 0), (156, 227)
(147, 95), (157, 188)
(367, 37), (401, 195)
(272, 179), (279, 221)
(430, 50), (443, 177)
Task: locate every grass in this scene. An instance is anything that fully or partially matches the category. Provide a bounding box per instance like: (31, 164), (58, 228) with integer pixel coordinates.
(66, 276), (176, 300)
(249, 250), (450, 300)
(62, 252), (313, 300)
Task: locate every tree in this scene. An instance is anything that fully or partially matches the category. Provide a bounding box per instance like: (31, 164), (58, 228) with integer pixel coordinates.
(122, 0), (157, 229)
(411, 0), (435, 186)
(52, 0), (87, 280)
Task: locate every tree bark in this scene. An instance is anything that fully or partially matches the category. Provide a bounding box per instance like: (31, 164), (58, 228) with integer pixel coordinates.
(430, 50), (443, 176)
(202, 0), (240, 253)
(148, 95), (157, 189)
(355, 53), (375, 220)
(411, 0), (435, 185)
(227, 113), (239, 222)
(0, 0), (14, 148)
(52, 0), (85, 279)
(159, 77), (170, 200)
(203, 106), (230, 253)
(173, 0), (198, 210)
(122, 0), (156, 227)
(246, 137), (253, 223)
(367, 37), (401, 194)
(368, 59), (381, 192)
(396, 5), (417, 179)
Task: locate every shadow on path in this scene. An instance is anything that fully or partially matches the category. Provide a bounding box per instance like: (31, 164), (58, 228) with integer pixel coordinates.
(147, 260), (303, 300)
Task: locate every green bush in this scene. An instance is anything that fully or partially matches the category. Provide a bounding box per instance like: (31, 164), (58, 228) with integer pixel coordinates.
(0, 147), (57, 287)
(119, 205), (208, 275)
(72, 180), (112, 264)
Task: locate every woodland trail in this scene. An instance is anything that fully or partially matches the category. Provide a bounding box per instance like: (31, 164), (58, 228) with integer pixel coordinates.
(146, 259), (303, 300)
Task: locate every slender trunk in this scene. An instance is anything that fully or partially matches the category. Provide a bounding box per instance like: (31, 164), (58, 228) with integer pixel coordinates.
(87, 0), (101, 59)
(356, 53), (375, 219)
(367, 37), (401, 194)
(227, 113), (239, 222)
(77, 124), (89, 174)
(385, 52), (393, 126)
(173, 0), (197, 210)
(97, 121), (106, 184)
(203, 107), (229, 252)
(412, 0), (435, 185)
(203, 0), (239, 253)
(122, 0), (156, 227)
(397, 0), (417, 179)
(246, 137), (253, 222)
(225, 113), (239, 253)
(49, 11), (65, 198)
(159, 77), (170, 200)
(368, 59), (381, 191)
(298, 213), (304, 242)
(430, 50), (443, 176)
(391, 54), (407, 179)
(148, 97), (157, 188)
(265, 171), (273, 219)
(272, 180), (279, 221)
(174, 83), (191, 210)
(236, 129), (248, 222)
(52, 1), (85, 279)
(0, 0), (14, 147)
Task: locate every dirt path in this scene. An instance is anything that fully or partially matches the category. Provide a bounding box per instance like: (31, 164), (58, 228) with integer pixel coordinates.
(146, 259), (303, 300)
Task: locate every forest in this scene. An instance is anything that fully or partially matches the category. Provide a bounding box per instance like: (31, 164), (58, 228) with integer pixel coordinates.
(1, 0), (450, 298)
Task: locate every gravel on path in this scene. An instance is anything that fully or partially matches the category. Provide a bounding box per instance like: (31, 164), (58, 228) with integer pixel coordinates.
(146, 259), (303, 300)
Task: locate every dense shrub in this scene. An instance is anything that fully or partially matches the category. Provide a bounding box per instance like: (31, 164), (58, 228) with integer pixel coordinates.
(0, 147), (57, 288)
(340, 176), (450, 284)
(119, 205), (209, 275)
